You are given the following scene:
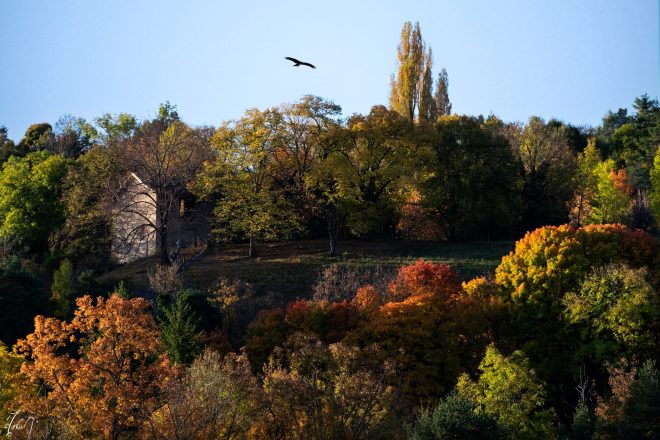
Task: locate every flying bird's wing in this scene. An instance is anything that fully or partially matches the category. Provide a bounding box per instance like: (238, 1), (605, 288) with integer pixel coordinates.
(285, 57), (315, 68)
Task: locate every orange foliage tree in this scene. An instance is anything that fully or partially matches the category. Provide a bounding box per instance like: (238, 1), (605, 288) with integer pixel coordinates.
(16, 294), (175, 439)
(387, 259), (460, 301)
(348, 262), (501, 408)
(496, 224), (657, 308)
(245, 300), (362, 371)
(253, 333), (398, 439)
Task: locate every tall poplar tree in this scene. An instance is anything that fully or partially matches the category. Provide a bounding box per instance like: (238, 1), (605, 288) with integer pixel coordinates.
(389, 21), (432, 123)
(418, 49), (436, 123)
(434, 67), (452, 117)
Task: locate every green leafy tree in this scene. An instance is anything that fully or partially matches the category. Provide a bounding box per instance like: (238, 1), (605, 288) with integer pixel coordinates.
(52, 114), (98, 158)
(598, 108), (629, 148)
(563, 264), (658, 363)
(569, 138), (601, 226)
(17, 122), (54, 152)
(421, 115), (521, 240)
(158, 100), (180, 126)
(50, 146), (119, 268)
(457, 345), (557, 439)
(603, 95), (659, 191)
(0, 341), (25, 423)
(332, 105), (412, 238)
(571, 401), (595, 440)
(95, 112), (138, 143)
(273, 95), (342, 225)
(0, 151), (69, 253)
(586, 160), (632, 224)
(505, 116), (577, 229)
(0, 125), (24, 165)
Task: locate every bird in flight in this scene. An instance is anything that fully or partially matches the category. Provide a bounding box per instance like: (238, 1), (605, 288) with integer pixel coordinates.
(285, 57), (316, 69)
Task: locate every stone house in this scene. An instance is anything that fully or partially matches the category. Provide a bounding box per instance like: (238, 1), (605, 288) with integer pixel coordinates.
(111, 172), (211, 263)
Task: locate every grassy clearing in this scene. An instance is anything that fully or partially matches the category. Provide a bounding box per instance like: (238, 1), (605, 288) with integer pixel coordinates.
(101, 239), (514, 302)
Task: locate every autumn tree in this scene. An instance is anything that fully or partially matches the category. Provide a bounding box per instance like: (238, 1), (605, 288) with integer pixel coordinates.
(595, 360), (660, 439)
(494, 224), (658, 421)
(347, 262), (499, 407)
(148, 349), (258, 440)
(16, 294), (175, 439)
(387, 259), (460, 301)
(389, 21), (433, 123)
(496, 224), (658, 326)
(253, 334), (398, 440)
(418, 48), (436, 123)
(113, 104), (210, 263)
(196, 108), (301, 257)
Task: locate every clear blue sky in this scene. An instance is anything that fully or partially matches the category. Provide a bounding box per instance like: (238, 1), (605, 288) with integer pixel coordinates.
(1, 0), (658, 139)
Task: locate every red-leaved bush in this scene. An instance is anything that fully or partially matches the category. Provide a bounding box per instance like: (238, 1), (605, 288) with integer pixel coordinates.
(388, 260), (461, 301)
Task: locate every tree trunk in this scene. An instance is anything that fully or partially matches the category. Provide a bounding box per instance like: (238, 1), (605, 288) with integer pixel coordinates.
(157, 198), (169, 264)
(326, 203), (342, 257)
(575, 192), (584, 228)
(329, 233), (338, 257)
(248, 236), (257, 258)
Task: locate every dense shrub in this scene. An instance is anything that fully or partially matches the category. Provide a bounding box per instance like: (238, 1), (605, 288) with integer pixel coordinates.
(407, 391), (504, 440)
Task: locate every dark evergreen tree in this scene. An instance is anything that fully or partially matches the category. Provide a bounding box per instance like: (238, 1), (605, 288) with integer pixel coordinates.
(160, 289), (202, 364)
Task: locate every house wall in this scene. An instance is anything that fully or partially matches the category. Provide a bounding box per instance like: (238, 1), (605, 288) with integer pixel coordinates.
(111, 173), (211, 264)
(111, 174), (158, 264)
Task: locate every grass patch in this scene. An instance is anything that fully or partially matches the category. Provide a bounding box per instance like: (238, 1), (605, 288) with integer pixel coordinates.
(101, 239), (514, 303)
